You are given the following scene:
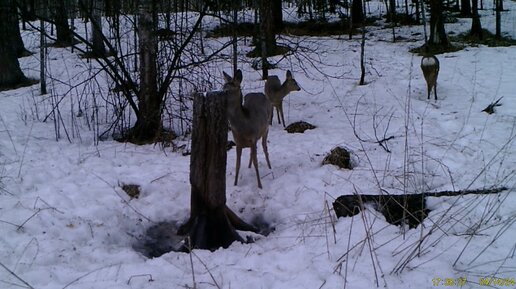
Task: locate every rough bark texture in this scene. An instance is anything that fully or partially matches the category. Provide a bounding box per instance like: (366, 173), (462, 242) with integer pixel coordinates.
(470, 0), (483, 40)
(178, 92), (257, 251)
(129, 1), (161, 143)
(429, 0), (449, 47)
(351, 0), (364, 25)
(460, 0), (472, 16)
(0, 0), (28, 89)
(271, 0), (283, 33)
(53, 0), (74, 46)
(259, 0), (277, 55)
(91, 0), (106, 56)
(8, 0), (28, 57)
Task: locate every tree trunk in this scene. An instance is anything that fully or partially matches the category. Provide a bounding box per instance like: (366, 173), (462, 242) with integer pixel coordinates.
(0, 0), (29, 89)
(259, 0), (277, 56)
(178, 92), (258, 251)
(8, 0), (28, 57)
(495, 0), (501, 39)
(129, 0), (161, 144)
(388, 0), (396, 22)
(470, 0), (483, 40)
(351, 0), (364, 26)
(428, 0), (449, 48)
(53, 0), (74, 46)
(460, 0), (472, 16)
(271, 0), (283, 33)
(91, 0), (106, 56)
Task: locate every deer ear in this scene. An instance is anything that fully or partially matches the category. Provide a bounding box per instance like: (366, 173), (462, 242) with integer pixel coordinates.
(223, 71), (232, 82)
(235, 69), (243, 84)
(286, 70), (292, 79)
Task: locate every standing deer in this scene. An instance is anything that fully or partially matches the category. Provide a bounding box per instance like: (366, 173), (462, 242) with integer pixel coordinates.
(223, 70), (272, 189)
(264, 70), (301, 127)
(421, 55), (440, 100)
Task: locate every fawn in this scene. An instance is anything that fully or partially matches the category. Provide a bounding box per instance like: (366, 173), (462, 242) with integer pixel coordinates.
(223, 70), (272, 189)
(421, 55), (440, 100)
(264, 70), (301, 127)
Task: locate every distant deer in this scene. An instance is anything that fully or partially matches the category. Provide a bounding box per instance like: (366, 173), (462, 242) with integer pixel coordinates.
(223, 70), (272, 189)
(264, 70), (301, 127)
(420, 55), (440, 100)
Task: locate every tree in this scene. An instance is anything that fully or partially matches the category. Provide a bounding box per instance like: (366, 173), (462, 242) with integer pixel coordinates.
(258, 0), (276, 78)
(90, 0), (107, 56)
(52, 0), (74, 46)
(129, 0), (159, 142)
(351, 0), (364, 25)
(460, 0), (472, 16)
(9, 0), (29, 57)
(178, 91), (258, 250)
(271, 0), (283, 33)
(495, 0), (502, 39)
(259, 0), (277, 55)
(470, 0), (482, 40)
(0, 0), (29, 89)
(428, 0), (449, 48)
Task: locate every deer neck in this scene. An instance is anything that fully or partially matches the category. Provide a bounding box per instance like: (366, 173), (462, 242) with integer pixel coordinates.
(279, 82), (293, 99)
(227, 93), (249, 124)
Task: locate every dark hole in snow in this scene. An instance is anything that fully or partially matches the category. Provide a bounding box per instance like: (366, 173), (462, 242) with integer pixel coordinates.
(285, 121), (316, 134)
(133, 215), (274, 258)
(322, 147), (353, 169)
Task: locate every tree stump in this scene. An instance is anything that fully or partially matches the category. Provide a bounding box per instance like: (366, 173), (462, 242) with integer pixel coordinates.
(178, 92), (258, 251)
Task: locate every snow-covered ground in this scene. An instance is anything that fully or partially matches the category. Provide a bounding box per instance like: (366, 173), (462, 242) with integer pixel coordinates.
(1, 2), (515, 289)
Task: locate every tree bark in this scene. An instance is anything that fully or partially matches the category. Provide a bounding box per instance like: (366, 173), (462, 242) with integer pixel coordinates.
(178, 92), (258, 251)
(0, 0), (29, 89)
(90, 0), (106, 56)
(470, 0), (483, 40)
(495, 0), (501, 39)
(428, 0), (449, 48)
(271, 0), (283, 33)
(351, 0), (364, 25)
(8, 0), (28, 57)
(129, 0), (161, 143)
(259, 0), (277, 56)
(460, 0), (472, 16)
(53, 0), (74, 46)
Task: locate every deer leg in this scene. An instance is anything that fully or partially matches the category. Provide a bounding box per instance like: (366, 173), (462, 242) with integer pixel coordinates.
(234, 146), (242, 186)
(434, 82), (438, 100)
(279, 102), (286, 128)
(262, 132), (272, 169)
(248, 149), (252, 168)
(276, 105), (281, 125)
(427, 83), (431, 100)
(269, 105), (274, 125)
(251, 144), (263, 189)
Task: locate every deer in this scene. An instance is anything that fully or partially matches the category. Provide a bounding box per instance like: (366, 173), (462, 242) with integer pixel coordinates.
(223, 70), (272, 189)
(420, 55), (440, 100)
(264, 70), (301, 127)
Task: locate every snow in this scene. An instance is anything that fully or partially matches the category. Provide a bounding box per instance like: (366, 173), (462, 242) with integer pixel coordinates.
(1, 2), (515, 289)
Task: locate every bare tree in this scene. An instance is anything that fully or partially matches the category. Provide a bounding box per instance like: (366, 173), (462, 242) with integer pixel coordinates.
(0, 0), (29, 89)
(470, 0), (483, 40)
(130, 0), (159, 142)
(460, 0), (472, 16)
(178, 91), (258, 250)
(10, 0), (29, 56)
(52, 0), (74, 46)
(428, 0), (449, 48)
